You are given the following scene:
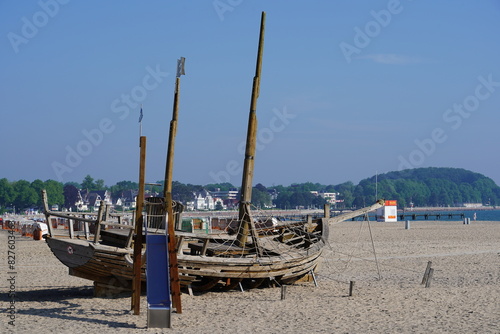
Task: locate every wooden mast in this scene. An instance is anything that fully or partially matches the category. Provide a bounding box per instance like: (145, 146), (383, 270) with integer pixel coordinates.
(163, 58), (185, 314)
(237, 12), (266, 248)
(131, 135), (146, 314)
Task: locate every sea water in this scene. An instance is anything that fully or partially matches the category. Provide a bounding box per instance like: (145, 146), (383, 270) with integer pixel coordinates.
(398, 209), (500, 221)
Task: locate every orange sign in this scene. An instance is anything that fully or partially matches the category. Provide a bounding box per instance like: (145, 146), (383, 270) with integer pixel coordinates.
(385, 200), (397, 206)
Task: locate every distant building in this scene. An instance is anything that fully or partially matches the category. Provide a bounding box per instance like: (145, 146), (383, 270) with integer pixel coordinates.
(319, 192), (339, 205)
(115, 190), (138, 210)
(210, 189), (239, 200)
(309, 191), (341, 205)
(193, 189), (215, 210)
(77, 189), (112, 211)
(463, 203), (483, 208)
(87, 190), (112, 210)
(377, 200), (398, 222)
(267, 188), (279, 200)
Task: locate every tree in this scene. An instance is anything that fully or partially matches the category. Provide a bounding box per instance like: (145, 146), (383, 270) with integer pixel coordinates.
(81, 175), (96, 191)
(0, 178), (14, 210)
(251, 187), (271, 208)
(352, 167), (500, 207)
(335, 181), (355, 208)
(12, 180), (37, 211)
(30, 179), (45, 199)
(274, 191), (291, 209)
(255, 183), (267, 192)
(65, 181), (81, 189)
(204, 183), (235, 192)
(172, 181), (203, 204)
(44, 180), (64, 208)
(110, 180), (138, 200)
(64, 184), (80, 210)
(95, 179), (106, 190)
(312, 194), (327, 208)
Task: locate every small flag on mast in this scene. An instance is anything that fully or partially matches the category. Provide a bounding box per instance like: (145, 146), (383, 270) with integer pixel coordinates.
(138, 107), (143, 123)
(176, 57), (186, 78)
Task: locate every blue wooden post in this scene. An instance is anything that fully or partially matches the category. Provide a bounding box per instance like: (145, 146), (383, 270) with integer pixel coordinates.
(146, 234), (171, 328)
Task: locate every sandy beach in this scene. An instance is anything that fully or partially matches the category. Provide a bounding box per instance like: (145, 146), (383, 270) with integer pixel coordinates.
(1, 219), (498, 333)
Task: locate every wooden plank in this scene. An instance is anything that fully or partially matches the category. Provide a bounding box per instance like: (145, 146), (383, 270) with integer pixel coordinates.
(44, 211), (99, 223)
(46, 237), (94, 268)
(178, 261), (319, 279)
(125, 229), (134, 249)
(177, 250), (322, 268)
(177, 255), (321, 274)
(166, 192), (182, 313)
(41, 190), (54, 237)
(68, 219), (74, 239)
(177, 253), (321, 273)
(84, 221), (90, 240)
(200, 239), (210, 256)
(176, 236), (185, 255)
(93, 203), (105, 243)
(175, 231), (217, 239)
(326, 200), (384, 224)
(100, 222), (135, 229)
(90, 243), (133, 254)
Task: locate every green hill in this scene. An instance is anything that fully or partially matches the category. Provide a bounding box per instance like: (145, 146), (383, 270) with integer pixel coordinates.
(351, 167), (500, 208)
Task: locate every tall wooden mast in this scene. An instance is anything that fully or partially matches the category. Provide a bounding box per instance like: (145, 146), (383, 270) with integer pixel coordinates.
(237, 12), (266, 247)
(163, 57), (185, 313)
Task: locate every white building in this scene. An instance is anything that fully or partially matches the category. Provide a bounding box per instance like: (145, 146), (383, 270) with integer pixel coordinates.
(193, 190), (215, 210)
(319, 192), (339, 204)
(376, 200), (398, 222)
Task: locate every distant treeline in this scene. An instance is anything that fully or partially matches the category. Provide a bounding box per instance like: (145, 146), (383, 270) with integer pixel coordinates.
(1, 168), (499, 213)
(353, 167), (500, 208)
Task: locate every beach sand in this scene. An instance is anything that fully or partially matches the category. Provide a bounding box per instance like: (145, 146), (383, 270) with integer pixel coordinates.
(1, 220), (498, 333)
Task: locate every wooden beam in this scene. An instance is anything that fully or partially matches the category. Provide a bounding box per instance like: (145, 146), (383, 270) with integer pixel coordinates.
(326, 200), (385, 224)
(162, 58), (184, 313)
(166, 192), (182, 313)
(68, 218), (74, 239)
(41, 189), (54, 237)
(93, 202), (105, 244)
(132, 135), (146, 315)
(237, 11), (266, 247)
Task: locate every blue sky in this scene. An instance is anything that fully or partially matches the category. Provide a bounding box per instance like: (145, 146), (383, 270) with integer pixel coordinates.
(1, 1), (499, 188)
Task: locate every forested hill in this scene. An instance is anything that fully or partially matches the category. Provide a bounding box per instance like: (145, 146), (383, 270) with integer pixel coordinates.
(352, 167), (500, 208)
(1, 168), (499, 212)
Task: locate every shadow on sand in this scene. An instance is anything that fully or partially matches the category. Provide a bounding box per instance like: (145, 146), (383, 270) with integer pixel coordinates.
(1, 287), (140, 329)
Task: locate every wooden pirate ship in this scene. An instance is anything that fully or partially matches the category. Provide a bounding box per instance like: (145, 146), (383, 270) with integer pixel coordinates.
(42, 12), (384, 299)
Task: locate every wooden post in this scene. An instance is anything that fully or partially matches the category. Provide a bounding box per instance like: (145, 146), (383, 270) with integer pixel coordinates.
(349, 281), (355, 296)
(41, 190), (54, 237)
(132, 135), (146, 315)
(281, 285), (286, 300)
(425, 268), (434, 288)
(405, 220), (410, 230)
(324, 203), (330, 219)
(84, 221), (90, 240)
(311, 269), (318, 287)
(104, 204), (110, 225)
(68, 218), (74, 239)
(162, 58), (185, 314)
(166, 192), (182, 313)
(421, 261), (432, 285)
(93, 202), (105, 244)
(237, 11), (266, 247)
